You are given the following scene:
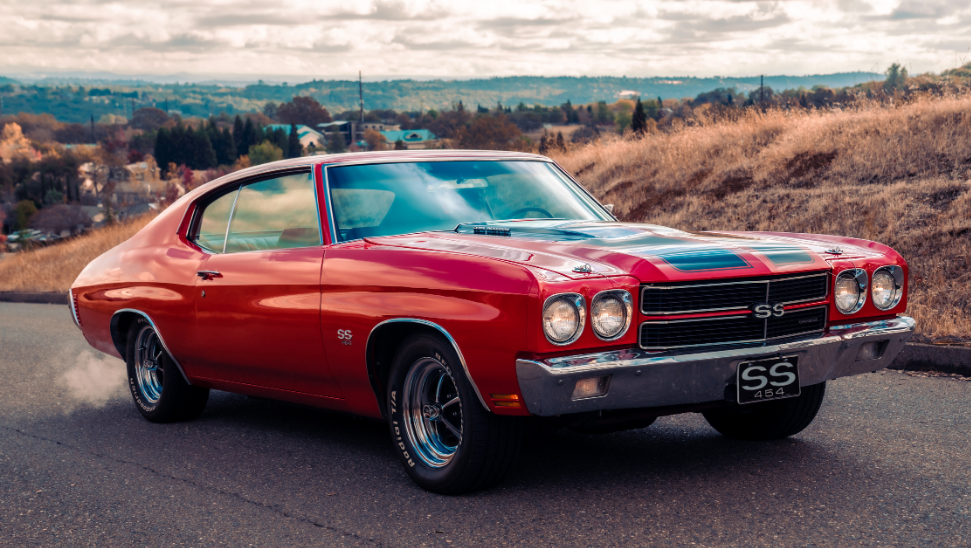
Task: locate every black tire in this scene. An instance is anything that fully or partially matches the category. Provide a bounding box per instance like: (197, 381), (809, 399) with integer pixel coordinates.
(702, 382), (826, 441)
(126, 318), (209, 423)
(387, 333), (523, 495)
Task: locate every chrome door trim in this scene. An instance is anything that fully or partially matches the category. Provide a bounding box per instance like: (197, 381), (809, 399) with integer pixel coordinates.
(111, 308), (192, 385)
(365, 318), (490, 412)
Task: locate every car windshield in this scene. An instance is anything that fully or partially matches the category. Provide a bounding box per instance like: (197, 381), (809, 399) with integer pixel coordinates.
(326, 160), (611, 242)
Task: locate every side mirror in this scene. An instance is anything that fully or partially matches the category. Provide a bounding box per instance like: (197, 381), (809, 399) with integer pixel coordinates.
(604, 204), (615, 213)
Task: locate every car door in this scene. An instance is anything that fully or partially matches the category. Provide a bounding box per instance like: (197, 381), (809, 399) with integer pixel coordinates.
(187, 169), (341, 397)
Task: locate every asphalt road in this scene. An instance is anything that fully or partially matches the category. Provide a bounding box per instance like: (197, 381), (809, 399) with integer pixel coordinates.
(1, 302), (970, 547)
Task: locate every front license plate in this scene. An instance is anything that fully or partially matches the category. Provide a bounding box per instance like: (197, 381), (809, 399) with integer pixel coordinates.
(736, 356), (801, 405)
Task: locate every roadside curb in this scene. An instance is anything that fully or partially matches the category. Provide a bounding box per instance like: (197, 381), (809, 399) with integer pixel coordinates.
(889, 343), (971, 377)
(0, 292), (67, 305)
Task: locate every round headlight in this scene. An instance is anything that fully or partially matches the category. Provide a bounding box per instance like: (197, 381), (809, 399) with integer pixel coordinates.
(591, 290), (632, 340)
(542, 293), (585, 345)
(834, 269), (867, 314)
(872, 266), (903, 310)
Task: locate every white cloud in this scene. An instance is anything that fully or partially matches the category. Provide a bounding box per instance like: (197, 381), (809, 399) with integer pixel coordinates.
(1, 0), (969, 79)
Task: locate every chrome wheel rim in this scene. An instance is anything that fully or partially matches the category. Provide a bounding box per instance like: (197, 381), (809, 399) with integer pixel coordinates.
(134, 324), (164, 404)
(402, 357), (462, 468)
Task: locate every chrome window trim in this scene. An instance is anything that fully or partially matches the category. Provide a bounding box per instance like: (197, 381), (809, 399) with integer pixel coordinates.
(640, 271), (830, 316)
(542, 292), (587, 346)
(638, 305), (828, 351)
(871, 265), (904, 311)
(188, 167), (322, 255)
(111, 309), (192, 385)
(365, 318), (490, 412)
(834, 268), (868, 315)
(176, 160), (318, 235)
(590, 289), (633, 341)
(321, 158), (612, 244)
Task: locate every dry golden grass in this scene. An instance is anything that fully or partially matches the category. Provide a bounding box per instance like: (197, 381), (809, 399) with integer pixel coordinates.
(551, 95), (971, 342)
(0, 214), (155, 293)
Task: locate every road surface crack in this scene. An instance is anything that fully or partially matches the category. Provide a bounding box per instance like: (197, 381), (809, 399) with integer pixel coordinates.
(2, 424), (392, 546)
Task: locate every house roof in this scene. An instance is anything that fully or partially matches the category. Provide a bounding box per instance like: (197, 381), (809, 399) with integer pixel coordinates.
(266, 124), (324, 139)
(380, 129), (437, 142)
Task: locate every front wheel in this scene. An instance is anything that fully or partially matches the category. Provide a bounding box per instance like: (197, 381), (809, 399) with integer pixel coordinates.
(126, 319), (209, 423)
(702, 382), (826, 441)
(387, 334), (523, 495)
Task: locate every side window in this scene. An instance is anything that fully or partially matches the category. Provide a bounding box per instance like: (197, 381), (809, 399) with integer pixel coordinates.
(224, 172), (321, 253)
(192, 188), (239, 253)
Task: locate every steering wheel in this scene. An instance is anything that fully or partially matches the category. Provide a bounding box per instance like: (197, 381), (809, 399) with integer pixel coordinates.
(507, 207), (554, 219)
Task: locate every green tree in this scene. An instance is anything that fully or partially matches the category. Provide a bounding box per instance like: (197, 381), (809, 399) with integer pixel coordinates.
(233, 115), (245, 152)
(248, 142), (283, 166)
(884, 63), (908, 93)
(287, 124), (302, 158)
(615, 111), (632, 133)
(14, 199), (37, 231)
(326, 128), (346, 154)
(631, 98), (647, 134)
(394, 138), (406, 150)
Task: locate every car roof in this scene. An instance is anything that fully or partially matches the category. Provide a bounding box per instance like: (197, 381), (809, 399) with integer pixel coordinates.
(183, 150), (554, 203)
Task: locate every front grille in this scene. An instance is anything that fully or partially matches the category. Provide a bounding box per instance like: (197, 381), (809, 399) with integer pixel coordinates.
(639, 306), (827, 350)
(641, 272), (829, 315)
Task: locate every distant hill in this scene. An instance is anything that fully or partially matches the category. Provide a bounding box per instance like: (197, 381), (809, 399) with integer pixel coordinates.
(0, 72), (884, 123)
(0, 75), (19, 85)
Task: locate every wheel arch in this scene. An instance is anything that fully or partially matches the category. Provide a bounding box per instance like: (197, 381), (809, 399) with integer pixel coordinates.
(110, 309), (192, 385)
(365, 318), (490, 419)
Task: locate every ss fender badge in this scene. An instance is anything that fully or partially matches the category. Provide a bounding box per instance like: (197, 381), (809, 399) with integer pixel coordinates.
(751, 302), (785, 319)
(337, 329), (353, 345)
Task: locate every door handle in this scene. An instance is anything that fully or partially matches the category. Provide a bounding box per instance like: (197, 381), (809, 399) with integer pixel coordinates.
(196, 270), (222, 280)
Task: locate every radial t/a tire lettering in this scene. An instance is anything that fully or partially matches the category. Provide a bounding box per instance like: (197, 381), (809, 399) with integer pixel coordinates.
(125, 319), (209, 423)
(702, 382), (826, 441)
(387, 333), (523, 495)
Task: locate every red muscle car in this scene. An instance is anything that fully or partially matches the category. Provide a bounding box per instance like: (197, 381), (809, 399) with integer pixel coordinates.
(71, 150), (914, 494)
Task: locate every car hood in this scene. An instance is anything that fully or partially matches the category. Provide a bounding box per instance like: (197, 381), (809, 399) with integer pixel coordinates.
(365, 220), (886, 282)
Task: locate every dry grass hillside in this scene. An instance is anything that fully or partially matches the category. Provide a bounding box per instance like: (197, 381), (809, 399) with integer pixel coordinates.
(551, 95), (971, 342)
(0, 214), (155, 293)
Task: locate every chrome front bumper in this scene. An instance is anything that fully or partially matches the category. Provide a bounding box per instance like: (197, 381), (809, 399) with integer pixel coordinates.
(516, 316), (915, 416)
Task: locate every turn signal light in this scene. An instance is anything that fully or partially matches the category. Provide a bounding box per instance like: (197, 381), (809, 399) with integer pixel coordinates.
(572, 376), (610, 400)
(490, 393), (522, 408)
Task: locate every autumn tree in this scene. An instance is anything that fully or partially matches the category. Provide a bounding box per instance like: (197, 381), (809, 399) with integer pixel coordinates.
(362, 129), (388, 151)
(454, 115), (522, 150)
(130, 108), (171, 131)
(277, 96), (332, 128)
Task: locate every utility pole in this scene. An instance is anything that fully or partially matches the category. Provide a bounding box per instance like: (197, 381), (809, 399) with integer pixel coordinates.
(90, 114), (95, 142)
(358, 71), (364, 124)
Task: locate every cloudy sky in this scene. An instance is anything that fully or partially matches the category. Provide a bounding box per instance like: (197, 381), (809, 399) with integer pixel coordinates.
(2, 0), (969, 80)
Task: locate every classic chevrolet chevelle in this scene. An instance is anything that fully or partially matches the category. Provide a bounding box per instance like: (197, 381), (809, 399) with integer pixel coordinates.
(71, 150), (914, 494)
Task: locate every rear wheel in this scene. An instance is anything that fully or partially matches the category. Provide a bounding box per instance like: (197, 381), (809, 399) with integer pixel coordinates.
(702, 382), (826, 441)
(387, 334), (523, 494)
(126, 319), (209, 423)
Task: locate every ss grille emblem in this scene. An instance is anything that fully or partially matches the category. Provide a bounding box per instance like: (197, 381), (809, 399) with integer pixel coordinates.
(752, 303), (785, 319)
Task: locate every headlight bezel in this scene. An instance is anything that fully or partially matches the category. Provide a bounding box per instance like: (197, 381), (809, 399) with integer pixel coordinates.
(871, 265), (904, 311)
(834, 268), (868, 315)
(542, 293), (586, 346)
(590, 290), (633, 341)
